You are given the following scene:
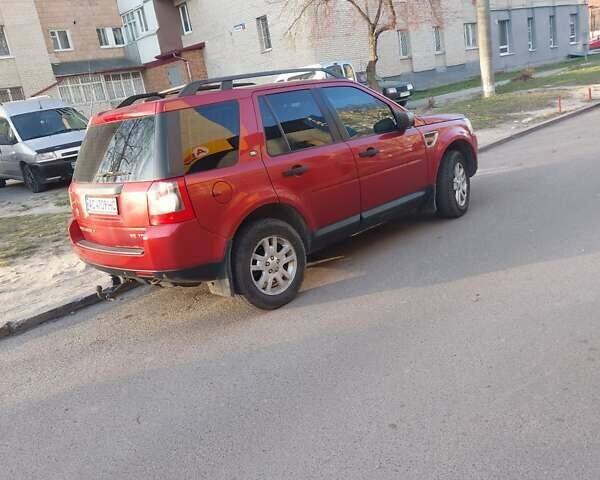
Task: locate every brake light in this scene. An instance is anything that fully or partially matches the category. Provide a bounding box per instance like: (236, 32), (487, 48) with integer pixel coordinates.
(147, 177), (195, 225)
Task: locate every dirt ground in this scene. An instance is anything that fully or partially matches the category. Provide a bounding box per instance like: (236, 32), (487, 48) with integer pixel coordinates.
(0, 181), (108, 326)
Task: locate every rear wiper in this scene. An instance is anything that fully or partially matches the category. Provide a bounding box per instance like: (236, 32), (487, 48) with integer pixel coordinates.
(97, 171), (131, 178)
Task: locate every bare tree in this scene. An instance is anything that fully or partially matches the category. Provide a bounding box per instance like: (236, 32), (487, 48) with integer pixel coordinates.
(284, 0), (443, 90)
(285, 0), (398, 90)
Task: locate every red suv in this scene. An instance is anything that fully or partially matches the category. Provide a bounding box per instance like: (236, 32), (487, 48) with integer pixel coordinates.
(69, 69), (477, 309)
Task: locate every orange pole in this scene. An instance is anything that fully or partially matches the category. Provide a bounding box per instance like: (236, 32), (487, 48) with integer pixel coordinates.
(558, 96), (562, 113)
(589, 87), (593, 101)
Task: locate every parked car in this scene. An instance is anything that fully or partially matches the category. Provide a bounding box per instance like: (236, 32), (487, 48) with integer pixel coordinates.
(276, 61), (414, 105)
(590, 36), (600, 50)
(0, 98), (88, 192)
(356, 72), (414, 106)
(69, 68), (478, 309)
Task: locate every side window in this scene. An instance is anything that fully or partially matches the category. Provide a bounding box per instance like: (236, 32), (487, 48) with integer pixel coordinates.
(322, 86), (396, 138)
(0, 118), (15, 145)
(343, 64), (355, 81)
(177, 100), (240, 174)
(259, 89), (334, 156)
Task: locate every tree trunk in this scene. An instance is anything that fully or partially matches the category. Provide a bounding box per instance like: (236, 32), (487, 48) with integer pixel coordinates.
(476, 0), (495, 97)
(366, 27), (380, 91)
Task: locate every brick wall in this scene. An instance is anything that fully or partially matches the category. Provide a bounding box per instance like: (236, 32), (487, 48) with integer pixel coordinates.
(0, 0), (56, 97)
(34, 0), (126, 63)
(142, 48), (207, 91)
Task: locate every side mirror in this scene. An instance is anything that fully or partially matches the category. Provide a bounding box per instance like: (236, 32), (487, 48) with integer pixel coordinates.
(394, 110), (415, 133)
(373, 117), (397, 134)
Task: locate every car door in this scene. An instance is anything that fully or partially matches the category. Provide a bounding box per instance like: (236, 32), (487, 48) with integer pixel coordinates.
(320, 85), (428, 218)
(255, 87), (361, 238)
(0, 117), (19, 178)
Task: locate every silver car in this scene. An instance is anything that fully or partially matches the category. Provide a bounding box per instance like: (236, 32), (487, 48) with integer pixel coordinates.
(0, 97), (87, 192)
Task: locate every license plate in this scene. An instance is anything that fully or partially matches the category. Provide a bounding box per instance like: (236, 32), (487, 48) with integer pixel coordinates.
(85, 196), (118, 215)
(400, 91), (410, 97)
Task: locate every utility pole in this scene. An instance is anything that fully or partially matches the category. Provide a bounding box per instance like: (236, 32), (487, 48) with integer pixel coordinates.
(477, 0), (495, 97)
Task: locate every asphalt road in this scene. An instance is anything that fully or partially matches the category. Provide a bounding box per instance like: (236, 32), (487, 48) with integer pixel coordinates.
(2, 109), (600, 479)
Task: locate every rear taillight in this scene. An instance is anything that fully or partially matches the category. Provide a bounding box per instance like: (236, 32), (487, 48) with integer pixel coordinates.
(147, 177), (195, 225)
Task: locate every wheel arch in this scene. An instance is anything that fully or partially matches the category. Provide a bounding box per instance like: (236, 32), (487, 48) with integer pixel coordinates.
(442, 139), (477, 177)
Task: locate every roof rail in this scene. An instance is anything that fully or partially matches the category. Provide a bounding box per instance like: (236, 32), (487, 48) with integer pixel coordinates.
(117, 92), (165, 108)
(178, 67), (342, 98)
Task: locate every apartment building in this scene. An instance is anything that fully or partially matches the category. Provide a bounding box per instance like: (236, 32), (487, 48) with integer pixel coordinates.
(0, 0), (56, 102)
(0, 0), (207, 115)
(181, 0), (589, 88)
(116, 0), (207, 92)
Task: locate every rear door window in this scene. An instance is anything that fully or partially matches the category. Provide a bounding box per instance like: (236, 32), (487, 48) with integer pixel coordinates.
(75, 116), (155, 183)
(258, 89), (333, 156)
(321, 86), (396, 138)
(177, 100), (240, 174)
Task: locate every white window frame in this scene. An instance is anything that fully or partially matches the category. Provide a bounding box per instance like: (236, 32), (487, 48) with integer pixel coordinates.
(97, 27), (125, 48)
(398, 30), (410, 58)
(527, 17), (536, 51)
(569, 13), (578, 44)
(57, 71), (145, 106)
(549, 15), (557, 48)
(433, 26), (444, 54)
(464, 23), (478, 50)
(178, 2), (192, 35)
(256, 15), (272, 52)
(0, 86), (24, 103)
(122, 7), (149, 43)
(49, 29), (73, 51)
(498, 19), (512, 55)
(0, 25), (11, 58)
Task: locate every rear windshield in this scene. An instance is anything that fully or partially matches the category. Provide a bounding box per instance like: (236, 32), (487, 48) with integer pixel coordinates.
(11, 108), (87, 141)
(74, 116), (155, 183)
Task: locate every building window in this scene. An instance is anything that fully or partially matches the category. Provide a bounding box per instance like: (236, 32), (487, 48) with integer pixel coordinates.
(96, 27), (125, 47)
(569, 14), (578, 43)
(122, 7), (149, 42)
(398, 30), (410, 58)
(498, 19), (511, 55)
(179, 3), (192, 34)
(527, 17), (536, 50)
(50, 29), (72, 51)
(0, 25), (10, 57)
(464, 23), (477, 49)
(0, 86), (24, 103)
(433, 26), (444, 54)
(58, 72), (144, 105)
(549, 15), (557, 47)
(256, 15), (272, 52)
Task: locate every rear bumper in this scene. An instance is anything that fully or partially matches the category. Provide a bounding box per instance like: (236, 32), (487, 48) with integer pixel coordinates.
(69, 218), (229, 283)
(83, 259), (227, 285)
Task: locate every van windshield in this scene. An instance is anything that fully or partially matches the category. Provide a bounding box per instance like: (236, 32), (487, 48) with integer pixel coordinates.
(74, 116), (156, 183)
(11, 108), (87, 141)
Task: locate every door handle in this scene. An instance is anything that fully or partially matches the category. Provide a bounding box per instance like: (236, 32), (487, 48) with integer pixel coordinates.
(282, 165), (308, 177)
(358, 147), (380, 158)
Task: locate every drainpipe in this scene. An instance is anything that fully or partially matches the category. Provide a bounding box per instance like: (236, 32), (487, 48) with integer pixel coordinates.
(172, 53), (193, 82)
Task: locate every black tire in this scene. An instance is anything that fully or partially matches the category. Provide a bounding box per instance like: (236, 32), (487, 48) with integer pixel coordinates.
(22, 164), (46, 193)
(233, 218), (306, 310)
(436, 149), (470, 218)
(0, 179), (6, 188)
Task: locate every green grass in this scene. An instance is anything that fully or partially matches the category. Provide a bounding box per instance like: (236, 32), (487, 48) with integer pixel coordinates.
(498, 63), (600, 94)
(411, 55), (600, 101)
(439, 90), (564, 130)
(53, 194), (71, 208)
(0, 213), (71, 266)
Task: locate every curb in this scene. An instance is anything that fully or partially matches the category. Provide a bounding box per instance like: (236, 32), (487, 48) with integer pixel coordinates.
(479, 101), (600, 153)
(0, 281), (139, 340)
